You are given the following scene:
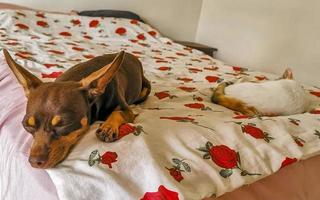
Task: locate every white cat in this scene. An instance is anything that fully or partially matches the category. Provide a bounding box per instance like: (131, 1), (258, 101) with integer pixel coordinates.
(212, 69), (317, 116)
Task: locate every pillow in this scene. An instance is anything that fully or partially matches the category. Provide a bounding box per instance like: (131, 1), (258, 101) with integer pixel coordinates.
(77, 10), (144, 22)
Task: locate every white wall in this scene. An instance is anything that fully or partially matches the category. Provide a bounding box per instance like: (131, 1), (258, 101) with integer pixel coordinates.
(1, 0), (203, 41)
(196, 0), (319, 85)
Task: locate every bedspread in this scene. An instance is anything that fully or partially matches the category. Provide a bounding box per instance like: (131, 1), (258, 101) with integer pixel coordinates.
(0, 9), (319, 200)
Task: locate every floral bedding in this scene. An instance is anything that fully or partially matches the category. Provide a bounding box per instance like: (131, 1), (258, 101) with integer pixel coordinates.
(0, 9), (319, 200)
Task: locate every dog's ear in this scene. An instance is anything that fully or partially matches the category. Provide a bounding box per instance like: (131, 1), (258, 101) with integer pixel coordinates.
(80, 51), (125, 98)
(3, 49), (43, 97)
(282, 68), (293, 80)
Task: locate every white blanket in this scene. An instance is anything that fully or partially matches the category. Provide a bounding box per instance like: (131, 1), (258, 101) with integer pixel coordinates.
(0, 9), (319, 200)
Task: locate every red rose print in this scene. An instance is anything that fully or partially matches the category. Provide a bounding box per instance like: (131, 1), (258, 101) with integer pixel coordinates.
(184, 47), (193, 52)
(160, 117), (195, 122)
(166, 158), (191, 182)
(176, 52), (187, 56)
(119, 123), (136, 138)
(188, 67), (202, 73)
(129, 39), (138, 43)
(101, 152), (118, 168)
(184, 103), (205, 109)
(210, 145), (238, 169)
(310, 109), (320, 114)
(69, 58), (82, 62)
(48, 50), (65, 55)
(16, 12), (26, 17)
(15, 23), (29, 30)
(280, 157), (297, 169)
(155, 91), (170, 99)
(5, 42), (19, 46)
(255, 75), (268, 81)
(72, 46), (85, 52)
(167, 168), (183, 182)
(310, 91), (320, 97)
(241, 124), (273, 142)
(44, 64), (59, 68)
(59, 32), (72, 36)
(137, 33), (146, 40)
(18, 51), (34, 55)
(156, 60), (168, 63)
(118, 124), (146, 138)
(130, 19), (139, 25)
(192, 95), (203, 101)
(205, 76), (220, 83)
(15, 52), (33, 59)
(83, 35), (93, 40)
(158, 66), (171, 71)
(31, 35), (40, 39)
(293, 136), (305, 147)
(152, 56), (165, 61)
(71, 19), (81, 26)
(178, 86), (196, 92)
(41, 72), (63, 78)
(200, 57), (211, 60)
(36, 12), (45, 18)
(115, 27), (127, 35)
(295, 139), (304, 147)
(139, 43), (149, 47)
(165, 56), (177, 60)
(233, 115), (249, 119)
(37, 21), (48, 28)
(141, 185), (179, 200)
(198, 142), (261, 178)
(232, 66), (245, 72)
(83, 54), (95, 59)
(132, 51), (143, 55)
(148, 31), (157, 37)
(177, 77), (193, 82)
(89, 20), (100, 28)
(45, 42), (56, 45)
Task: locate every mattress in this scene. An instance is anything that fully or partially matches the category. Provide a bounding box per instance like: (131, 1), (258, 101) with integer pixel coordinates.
(0, 8), (319, 200)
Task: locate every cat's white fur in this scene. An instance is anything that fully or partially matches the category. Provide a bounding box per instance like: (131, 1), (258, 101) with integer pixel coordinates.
(225, 79), (315, 116)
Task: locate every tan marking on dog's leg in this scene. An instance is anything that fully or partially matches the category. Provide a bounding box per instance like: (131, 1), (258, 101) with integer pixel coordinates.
(80, 117), (88, 126)
(96, 108), (136, 142)
(135, 75), (151, 104)
(140, 87), (149, 99)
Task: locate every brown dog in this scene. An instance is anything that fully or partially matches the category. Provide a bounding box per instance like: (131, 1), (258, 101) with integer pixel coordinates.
(4, 49), (151, 169)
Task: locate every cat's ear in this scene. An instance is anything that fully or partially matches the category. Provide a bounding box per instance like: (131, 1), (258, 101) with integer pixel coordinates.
(282, 68), (293, 80)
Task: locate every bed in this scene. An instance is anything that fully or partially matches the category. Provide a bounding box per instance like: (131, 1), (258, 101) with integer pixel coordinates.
(0, 3), (320, 200)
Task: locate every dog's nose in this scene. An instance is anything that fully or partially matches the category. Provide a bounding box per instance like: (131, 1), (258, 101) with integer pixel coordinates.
(29, 155), (48, 168)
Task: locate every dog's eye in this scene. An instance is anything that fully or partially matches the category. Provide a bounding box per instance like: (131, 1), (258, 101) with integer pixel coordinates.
(22, 116), (37, 134)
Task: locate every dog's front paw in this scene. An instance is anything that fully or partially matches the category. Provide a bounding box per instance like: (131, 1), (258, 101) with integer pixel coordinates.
(96, 123), (119, 142)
